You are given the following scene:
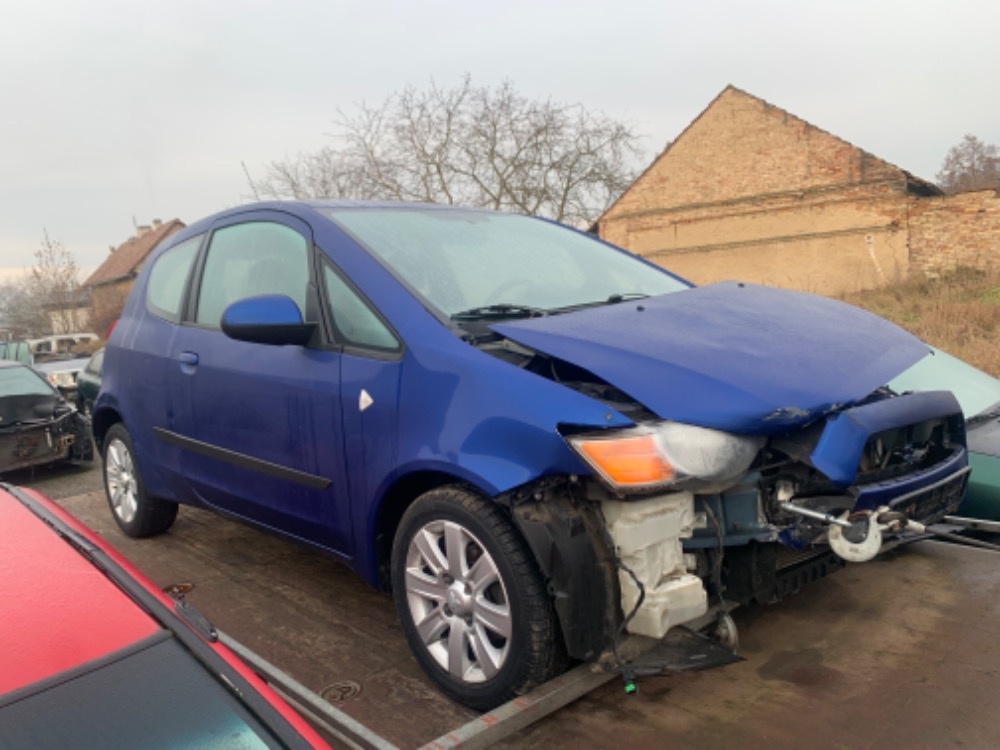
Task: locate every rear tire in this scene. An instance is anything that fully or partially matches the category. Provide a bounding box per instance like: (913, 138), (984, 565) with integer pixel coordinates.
(103, 423), (178, 537)
(391, 485), (566, 710)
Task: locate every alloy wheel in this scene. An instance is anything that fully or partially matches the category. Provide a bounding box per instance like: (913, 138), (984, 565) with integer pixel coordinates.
(403, 519), (513, 683)
(105, 437), (139, 524)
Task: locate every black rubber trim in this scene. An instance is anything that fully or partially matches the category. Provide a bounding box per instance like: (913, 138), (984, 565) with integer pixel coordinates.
(508, 487), (620, 662)
(0, 630), (172, 710)
(153, 427), (332, 490)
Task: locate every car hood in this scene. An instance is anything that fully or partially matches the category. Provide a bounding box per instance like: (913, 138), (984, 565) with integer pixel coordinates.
(492, 282), (930, 434)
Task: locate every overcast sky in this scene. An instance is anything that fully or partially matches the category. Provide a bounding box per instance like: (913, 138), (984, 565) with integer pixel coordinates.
(1, 0), (997, 280)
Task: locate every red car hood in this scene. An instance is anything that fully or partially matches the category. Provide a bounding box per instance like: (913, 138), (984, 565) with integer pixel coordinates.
(0, 489), (159, 693)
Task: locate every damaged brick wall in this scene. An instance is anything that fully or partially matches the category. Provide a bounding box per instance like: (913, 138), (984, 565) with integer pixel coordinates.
(599, 87), (1000, 293)
(612, 182), (912, 294)
(598, 87), (915, 294)
(908, 189), (1000, 276)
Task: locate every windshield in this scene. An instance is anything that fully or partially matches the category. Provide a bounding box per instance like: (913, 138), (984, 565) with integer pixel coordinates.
(889, 346), (1000, 418)
(0, 637), (285, 749)
(0, 365), (55, 397)
(324, 208), (688, 318)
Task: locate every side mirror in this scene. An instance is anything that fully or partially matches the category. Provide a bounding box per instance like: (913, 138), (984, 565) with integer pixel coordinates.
(221, 295), (316, 347)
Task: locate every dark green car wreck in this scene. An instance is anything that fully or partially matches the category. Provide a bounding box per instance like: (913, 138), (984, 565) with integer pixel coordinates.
(890, 346), (1000, 521)
(0, 361), (93, 474)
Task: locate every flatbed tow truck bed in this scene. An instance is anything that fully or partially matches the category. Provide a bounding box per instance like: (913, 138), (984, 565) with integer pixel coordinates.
(57, 491), (1000, 750)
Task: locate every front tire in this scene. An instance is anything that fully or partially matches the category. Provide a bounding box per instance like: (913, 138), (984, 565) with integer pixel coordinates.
(391, 485), (566, 710)
(103, 423), (178, 537)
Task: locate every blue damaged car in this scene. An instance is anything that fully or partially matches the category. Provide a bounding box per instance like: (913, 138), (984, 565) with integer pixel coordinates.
(93, 202), (968, 710)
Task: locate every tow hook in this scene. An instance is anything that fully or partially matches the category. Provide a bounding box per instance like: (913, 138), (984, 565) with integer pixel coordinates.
(828, 507), (926, 562)
(713, 610), (739, 652)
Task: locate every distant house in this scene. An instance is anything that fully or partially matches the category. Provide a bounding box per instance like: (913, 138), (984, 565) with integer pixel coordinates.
(45, 287), (92, 334)
(596, 86), (1000, 294)
(84, 219), (185, 335)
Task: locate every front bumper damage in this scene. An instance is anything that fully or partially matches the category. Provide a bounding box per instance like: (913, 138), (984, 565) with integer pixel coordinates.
(509, 389), (969, 680)
(0, 411), (94, 474)
(601, 494), (706, 639)
(507, 484), (742, 677)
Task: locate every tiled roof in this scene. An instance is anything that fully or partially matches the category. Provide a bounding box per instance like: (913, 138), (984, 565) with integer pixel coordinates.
(83, 219), (185, 288)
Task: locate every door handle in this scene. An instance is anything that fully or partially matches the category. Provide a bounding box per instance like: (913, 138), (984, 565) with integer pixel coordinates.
(179, 351), (199, 373)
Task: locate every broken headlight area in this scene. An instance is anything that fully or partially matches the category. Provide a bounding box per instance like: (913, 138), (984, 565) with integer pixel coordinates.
(565, 421), (765, 494)
(545, 370), (968, 647)
(583, 390), (967, 619)
(760, 390), (967, 545)
(680, 390), (967, 605)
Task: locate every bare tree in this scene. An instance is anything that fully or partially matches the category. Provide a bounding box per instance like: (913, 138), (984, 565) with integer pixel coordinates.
(29, 231), (85, 334)
(936, 134), (1000, 194)
(0, 276), (48, 337)
(251, 76), (644, 225)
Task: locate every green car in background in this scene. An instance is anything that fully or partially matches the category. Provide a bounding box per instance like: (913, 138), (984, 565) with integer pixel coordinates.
(891, 347), (1000, 521)
(75, 348), (104, 417)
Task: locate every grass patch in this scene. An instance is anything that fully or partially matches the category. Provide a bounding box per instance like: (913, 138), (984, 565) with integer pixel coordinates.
(839, 268), (1000, 378)
(978, 287), (1000, 304)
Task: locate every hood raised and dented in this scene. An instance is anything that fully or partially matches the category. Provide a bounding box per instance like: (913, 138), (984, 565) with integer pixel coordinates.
(492, 282), (930, 435)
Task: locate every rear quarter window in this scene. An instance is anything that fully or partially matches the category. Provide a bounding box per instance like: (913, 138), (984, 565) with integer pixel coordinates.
(147, 236), (201, 322)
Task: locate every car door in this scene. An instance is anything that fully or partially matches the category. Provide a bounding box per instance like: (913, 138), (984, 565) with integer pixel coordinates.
(316, 259), (404, 563)
(166, 211), (354, 553)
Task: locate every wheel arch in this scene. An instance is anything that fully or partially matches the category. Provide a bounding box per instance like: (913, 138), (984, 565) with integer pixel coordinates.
(102, 421), (179, 537)
(372, 470), (619, 664)
(388, 482), (569, 709)
(91, 406), (123, 455)
(371, 469), (476, 590)
(501, 483), (621, 662)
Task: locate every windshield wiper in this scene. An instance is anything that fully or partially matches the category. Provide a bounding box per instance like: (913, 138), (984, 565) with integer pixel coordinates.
(451, 303), (549, 321)
(453, 293), (651, 322)
(547, 292), (651, 314)
(606, 292), (649, 303)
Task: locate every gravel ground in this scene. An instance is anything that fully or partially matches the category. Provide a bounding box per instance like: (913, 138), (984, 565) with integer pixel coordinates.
(1, 454), (105, 500)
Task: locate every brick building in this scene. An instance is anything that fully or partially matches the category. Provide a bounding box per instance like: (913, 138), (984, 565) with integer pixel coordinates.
(909, 189), (1000, 276)
(84, 219), (185, 336)
(596, 86), (1000, 293)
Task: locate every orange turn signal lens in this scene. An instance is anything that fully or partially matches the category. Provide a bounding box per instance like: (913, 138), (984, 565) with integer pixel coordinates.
(575, 435), (674, 486)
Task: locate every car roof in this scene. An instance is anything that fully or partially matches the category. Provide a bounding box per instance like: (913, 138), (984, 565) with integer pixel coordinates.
(0, 487), (160, 693)
(168, 199), (502, 247)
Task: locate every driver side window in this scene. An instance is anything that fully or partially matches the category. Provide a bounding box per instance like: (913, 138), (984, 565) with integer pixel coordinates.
(196, 222), (309, 328)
